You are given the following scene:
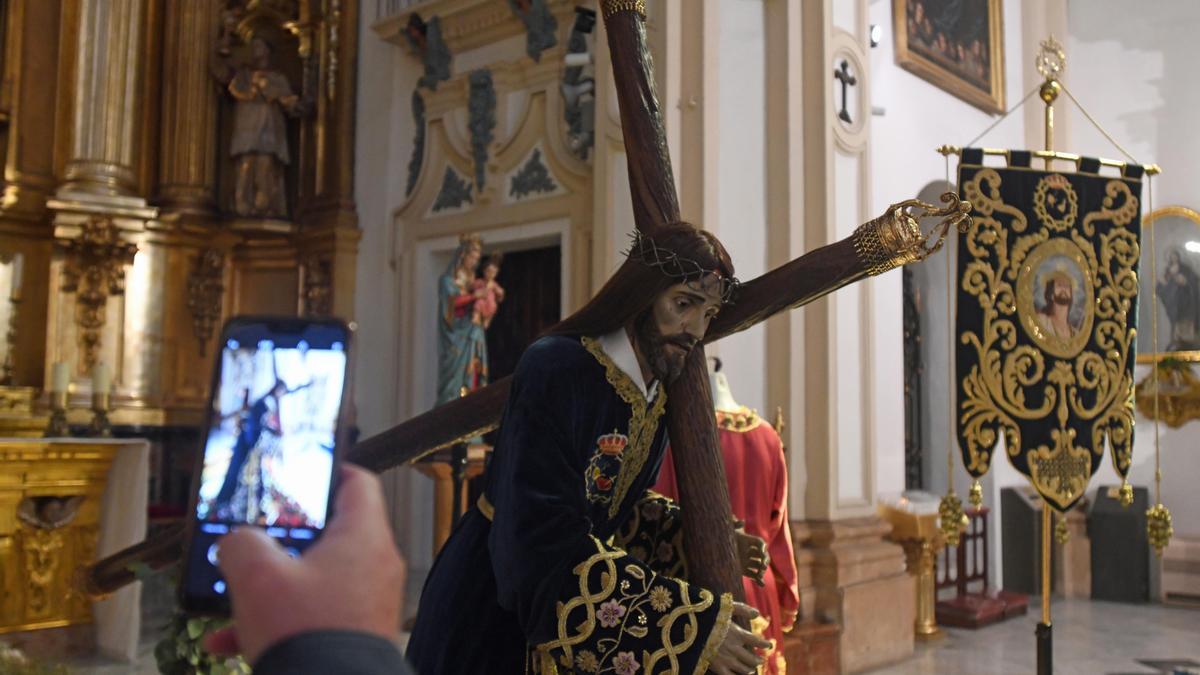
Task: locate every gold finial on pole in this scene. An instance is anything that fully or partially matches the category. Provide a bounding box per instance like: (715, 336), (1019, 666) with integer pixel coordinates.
(1037, 36), (1065, 169)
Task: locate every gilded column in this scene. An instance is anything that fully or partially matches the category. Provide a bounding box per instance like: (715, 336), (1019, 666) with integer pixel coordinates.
(156, 0), (220, 217)
(58, 0), (149, 199)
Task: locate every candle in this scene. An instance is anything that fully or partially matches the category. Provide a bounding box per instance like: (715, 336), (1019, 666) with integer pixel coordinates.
(92, 362), (111, 394)
(51, 361), (69, 394)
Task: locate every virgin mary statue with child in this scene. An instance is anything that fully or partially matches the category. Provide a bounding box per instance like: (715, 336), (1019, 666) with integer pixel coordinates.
(437, 235), (489, 405)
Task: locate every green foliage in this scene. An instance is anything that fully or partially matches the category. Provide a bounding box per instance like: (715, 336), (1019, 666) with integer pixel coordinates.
(154, 612), (251, 675)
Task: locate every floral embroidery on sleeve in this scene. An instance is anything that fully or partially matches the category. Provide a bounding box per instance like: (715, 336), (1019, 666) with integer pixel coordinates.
(614, 491), (687, 579)
(534, 536), (732, 675)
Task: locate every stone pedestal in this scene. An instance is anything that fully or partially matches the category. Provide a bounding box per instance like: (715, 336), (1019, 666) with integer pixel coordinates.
(782, 621), (840, 674)
(797, 516), (915, 673)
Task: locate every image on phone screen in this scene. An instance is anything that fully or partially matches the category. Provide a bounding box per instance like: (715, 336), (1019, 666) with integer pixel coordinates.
(183, 319), (348, 611)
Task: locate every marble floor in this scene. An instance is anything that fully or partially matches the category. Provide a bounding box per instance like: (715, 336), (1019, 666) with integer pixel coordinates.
(868, 597), (1200, 675)
(58, 596), (1200, 674)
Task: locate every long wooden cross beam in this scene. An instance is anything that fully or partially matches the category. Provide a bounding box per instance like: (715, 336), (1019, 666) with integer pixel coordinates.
(84, 0), (969, 599)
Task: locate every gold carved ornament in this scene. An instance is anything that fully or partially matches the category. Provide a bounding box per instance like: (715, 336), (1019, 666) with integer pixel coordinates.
(17, 495), (85, 619)
(60, 217), (138, 371)
(1135, 361), (1200, 429)
(955, 168), (1140, 510)
(852, 192), (973, 277)
(302, 255), (333, 317)
(186, 249), (225, 357)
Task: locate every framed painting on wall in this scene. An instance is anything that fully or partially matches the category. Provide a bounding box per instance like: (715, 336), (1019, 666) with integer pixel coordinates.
(1137, 207), (1200, 363)
(893, 0), (1005, 114)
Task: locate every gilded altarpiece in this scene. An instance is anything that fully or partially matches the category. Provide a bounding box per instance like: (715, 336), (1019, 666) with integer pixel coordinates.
(0, 442), (118, 633)
(0, 0), (360, 503)
(954, 152), (1143, 511)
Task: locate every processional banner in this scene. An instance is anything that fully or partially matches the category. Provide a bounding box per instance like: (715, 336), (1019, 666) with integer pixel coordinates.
(954, 148), (1144, 511)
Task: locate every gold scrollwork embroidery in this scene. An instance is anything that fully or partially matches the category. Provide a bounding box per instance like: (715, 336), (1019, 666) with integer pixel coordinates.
(957, 169), (1139, 509)
(536, 536), (727, 675)
(1033, 173), (1079, 232)
(581, 336), (668, 519)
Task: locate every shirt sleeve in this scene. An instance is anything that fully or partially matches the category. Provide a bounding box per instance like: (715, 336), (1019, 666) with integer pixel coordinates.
(487, 340), (732, 675)
(253, 631), (411, 675)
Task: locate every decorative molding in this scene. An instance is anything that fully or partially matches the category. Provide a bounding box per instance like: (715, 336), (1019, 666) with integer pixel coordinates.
(59, 217), (138, 372)
(376, 0), (575, 55)
(467, 69), (496, 189)
(21, 527), (65, 617)
(561, 7), (597, 159)
(509, 147), (558, 201)
(431, 167), (474, 213)
(407, 91), (428, 196)
(0, 387), (35, 414)
(402, 14), (453, 90)
(186, 249), (225, 357)
(302, 255), (333, 316)
(508, 0), (558, 62)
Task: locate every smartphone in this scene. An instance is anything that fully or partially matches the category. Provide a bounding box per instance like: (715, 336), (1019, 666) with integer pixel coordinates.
(181, 316), (353, 614)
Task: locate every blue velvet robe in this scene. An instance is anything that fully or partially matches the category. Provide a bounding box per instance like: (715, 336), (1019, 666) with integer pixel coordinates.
(408, 335), (732, 674)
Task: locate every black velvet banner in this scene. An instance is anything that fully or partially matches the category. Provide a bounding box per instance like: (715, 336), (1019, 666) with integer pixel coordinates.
(954, 154), (1143, 511)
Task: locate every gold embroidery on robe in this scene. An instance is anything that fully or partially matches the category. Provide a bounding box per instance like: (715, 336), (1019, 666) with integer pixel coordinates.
(580, 336), (668, 518)
(534, 535), (731, 675)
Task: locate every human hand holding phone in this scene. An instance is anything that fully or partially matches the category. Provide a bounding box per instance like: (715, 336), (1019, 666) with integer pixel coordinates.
(204, 464), (405, 664)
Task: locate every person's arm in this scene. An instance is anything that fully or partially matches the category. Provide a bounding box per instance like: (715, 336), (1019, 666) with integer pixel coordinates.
(205, 466), (411, 674)
(487, 340), (751, 674)
(253, 631), (409, 675)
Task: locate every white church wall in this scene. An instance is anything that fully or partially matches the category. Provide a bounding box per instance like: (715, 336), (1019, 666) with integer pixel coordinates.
(712, 0), (768, 415)
(869, 0), (1028, 587)
(868, 0), (1027, 504)
(354, 2), (429, 611)
(1066, 0), (1200, 539)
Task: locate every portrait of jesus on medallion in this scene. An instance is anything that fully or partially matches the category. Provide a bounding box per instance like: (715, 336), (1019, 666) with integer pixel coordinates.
(1017, 239), (1095, 359)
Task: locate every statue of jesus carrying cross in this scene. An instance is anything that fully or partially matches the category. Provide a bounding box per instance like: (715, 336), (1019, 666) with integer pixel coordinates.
(84, 2), (969, 673)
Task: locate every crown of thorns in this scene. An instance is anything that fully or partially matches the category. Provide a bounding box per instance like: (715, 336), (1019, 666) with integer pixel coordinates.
(623, 230), (741, 303)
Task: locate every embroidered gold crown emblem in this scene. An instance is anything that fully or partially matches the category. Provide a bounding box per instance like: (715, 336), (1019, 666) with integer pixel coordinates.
(597, 430), (628, 456)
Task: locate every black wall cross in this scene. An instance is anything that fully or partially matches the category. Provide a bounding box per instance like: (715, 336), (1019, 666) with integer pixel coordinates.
(834, 60), (857, 124)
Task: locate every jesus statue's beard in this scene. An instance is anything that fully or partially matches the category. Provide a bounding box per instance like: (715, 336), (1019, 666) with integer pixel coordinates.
(634, 312), (695, 384)
(1053, 290), (1072, 306)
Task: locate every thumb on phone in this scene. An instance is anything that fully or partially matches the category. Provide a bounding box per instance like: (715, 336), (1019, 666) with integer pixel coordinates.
(217, 526), (295, 591)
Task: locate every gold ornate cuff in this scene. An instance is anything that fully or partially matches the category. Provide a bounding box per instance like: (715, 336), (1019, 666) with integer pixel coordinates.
(601, 0), (647, 20)
(852, 192), (972, 276)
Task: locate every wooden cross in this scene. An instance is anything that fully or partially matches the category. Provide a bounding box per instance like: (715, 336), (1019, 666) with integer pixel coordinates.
(84, 1), (970, 602)
(835, 59), (857, 124)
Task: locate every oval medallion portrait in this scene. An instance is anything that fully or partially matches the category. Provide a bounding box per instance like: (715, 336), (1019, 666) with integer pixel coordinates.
(1017, 238), (1094, 359)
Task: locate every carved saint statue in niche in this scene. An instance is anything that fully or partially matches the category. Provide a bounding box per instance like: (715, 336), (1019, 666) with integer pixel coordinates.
(214, 37), (302, 218)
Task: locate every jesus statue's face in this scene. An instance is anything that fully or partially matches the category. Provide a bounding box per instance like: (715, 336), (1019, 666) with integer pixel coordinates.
(632, 277), (724, 384)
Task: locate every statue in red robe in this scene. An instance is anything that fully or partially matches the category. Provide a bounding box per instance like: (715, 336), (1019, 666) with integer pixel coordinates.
(653, 371), (799, 674)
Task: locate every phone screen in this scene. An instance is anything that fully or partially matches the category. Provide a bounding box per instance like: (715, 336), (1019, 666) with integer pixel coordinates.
(182, 318), (350, 612)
